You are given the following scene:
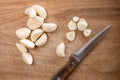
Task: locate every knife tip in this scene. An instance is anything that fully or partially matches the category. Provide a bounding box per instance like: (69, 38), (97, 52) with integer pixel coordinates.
(106, 25), (111, 29)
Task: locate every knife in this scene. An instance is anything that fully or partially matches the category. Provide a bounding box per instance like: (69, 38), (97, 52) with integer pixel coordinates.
(51, 25), (111, 80)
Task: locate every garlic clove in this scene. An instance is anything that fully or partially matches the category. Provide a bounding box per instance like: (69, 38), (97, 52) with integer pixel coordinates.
(27, 16), (44, 30)
(22, 53), (33, 65)
(68, 20), (77, 30)
(42, 23), (57, 32)
(83, 29), (92, 37)
(66, 31), (75, 41)
(20, 39), (35, 49)
(35, 33), (48, 46)
(16, 43), (28, 53)
(77, 18), (88, 31)
(15, 28), (31, 39)
(30, 29), (44, 42)
(32, 5), (47, 19)
(25, 7), (36, 18)
(72, 16), (80, 22)
(56, 43), (66, 57)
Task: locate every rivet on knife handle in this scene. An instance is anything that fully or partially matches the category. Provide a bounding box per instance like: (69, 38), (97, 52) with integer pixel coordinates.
(50, 54), (80, 80)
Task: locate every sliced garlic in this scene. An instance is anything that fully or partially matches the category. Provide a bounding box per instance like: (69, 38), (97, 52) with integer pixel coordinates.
(35, 33), (47, 46)
(42, 23), (57, 32)
(20, 39), (35, 49)
(68, 20), (77, 30)
(83, 29), (92, 37)
(22, 53), (33, 65)
(66, 31), (75, 41)
(56, 43), (66, 57)
(72, 16), (80, 22)
(30, 29), (44, 42)
(32, 5), (47, 19)
(16, 43), (27, 53)
(27, 16), (44, 30)
(15, 28), (31, 39)
(77, 18), (88, 31)
(25, 7), (36, 18)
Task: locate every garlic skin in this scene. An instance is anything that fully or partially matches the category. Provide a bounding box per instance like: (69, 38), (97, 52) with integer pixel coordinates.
(68, 20), (77, 30)
(66, 31), (75, 41)
(16, 43), (28, 53)
(25, 7), (36, 18)
(32, 5), (47, 19)
(16, 28), (31, 39)
(56, 43), (66, 57)
(22, 53), (33, 65)
(83, 29), (92, 37)
(20, 39), (35, 49)
(35, 33), (48, 46)
(42, 23), (57, 32)
(27, 16), (44, 30)
(77, 18), (88, 31)
(30, 29), (44, 42)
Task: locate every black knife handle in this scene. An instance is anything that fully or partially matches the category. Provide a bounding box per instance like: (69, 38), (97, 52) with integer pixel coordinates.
(50, 55), (80, 80)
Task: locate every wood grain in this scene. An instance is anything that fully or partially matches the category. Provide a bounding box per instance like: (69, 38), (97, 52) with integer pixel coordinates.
(0, 0), (120, 80)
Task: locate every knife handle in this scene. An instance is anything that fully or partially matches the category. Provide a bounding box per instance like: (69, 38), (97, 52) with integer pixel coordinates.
(51, 54), (80, 80)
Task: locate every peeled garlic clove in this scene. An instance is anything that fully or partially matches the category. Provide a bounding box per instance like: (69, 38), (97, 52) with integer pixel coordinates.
(77, 18), (88, 31)
(30, 29), (44, 42)
(27, 16), (44, 30)
(20, 39), (35, 49)
(15, 28), (31, 39)
(16, 43), (27, 53)
(72, 16), (80, 22)
(56, 43), (66, 57)
(66, 31), (75, 41)
(83, 29), (92, 37)
(32, 5), (47, 19)
(22, 53), (33, 65)
(68, 20), (77, 30)
(25, 7), (36, 18)
(35, 33), (47, 46)
(42, 23), (57, 32)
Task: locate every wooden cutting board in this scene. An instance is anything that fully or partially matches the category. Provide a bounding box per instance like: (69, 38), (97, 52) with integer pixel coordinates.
(0, 0), (120, 80)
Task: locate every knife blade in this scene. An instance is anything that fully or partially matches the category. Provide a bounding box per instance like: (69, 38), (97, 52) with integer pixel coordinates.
(51, 25), (111, 80)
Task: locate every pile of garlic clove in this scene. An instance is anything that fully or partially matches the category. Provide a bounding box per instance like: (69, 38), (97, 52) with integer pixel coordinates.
(15, 5), (58, 65)
(56, 16), (92, 58)
(66, 16), (92, 41)
(15, 5), (93, 64)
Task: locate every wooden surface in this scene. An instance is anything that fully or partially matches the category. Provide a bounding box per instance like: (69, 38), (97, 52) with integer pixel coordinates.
(0, 0), (120, 80)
